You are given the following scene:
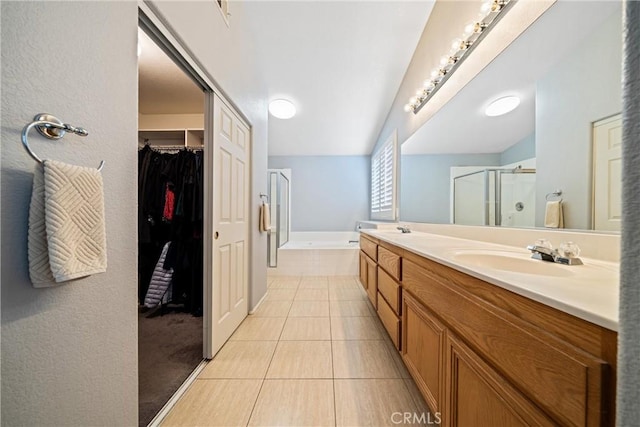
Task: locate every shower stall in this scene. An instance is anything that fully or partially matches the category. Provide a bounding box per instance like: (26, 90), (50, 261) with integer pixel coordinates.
(453, 167), (536, 227)
(267, 169), (291, 267)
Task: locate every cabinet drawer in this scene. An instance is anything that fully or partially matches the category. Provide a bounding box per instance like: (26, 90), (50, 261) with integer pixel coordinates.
(359, 251), (368, 291)
(378, 246), (401, 280)
(360, 236), (377, 261)
(378, 267), (401, 315)
(366, 256), (377, 309)
(377, 292), (400, 350)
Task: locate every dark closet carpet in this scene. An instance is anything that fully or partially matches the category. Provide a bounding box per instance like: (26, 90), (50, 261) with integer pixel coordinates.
(139, 310), (203, 427)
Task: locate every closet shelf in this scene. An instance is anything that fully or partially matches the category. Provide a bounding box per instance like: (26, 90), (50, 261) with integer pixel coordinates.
(138, 129), (204, 148)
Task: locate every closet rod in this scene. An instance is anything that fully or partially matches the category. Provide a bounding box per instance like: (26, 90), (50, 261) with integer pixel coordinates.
(138, 144), (203, 151)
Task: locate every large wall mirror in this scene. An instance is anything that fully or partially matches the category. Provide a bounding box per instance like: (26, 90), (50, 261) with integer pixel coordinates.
(400, 1), (622, 232)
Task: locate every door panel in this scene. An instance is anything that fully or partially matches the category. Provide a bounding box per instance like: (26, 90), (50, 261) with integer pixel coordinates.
(446, 334), (554, 427)
(402, 292), (445, 415)
(209, 94), (250, 356)
(236, 159), (246, 221)
(217, 244), (231, 317)
(593, 114), (622, 231)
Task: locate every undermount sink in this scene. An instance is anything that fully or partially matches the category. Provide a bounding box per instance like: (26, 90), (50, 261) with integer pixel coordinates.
(449, 249), (575, 277)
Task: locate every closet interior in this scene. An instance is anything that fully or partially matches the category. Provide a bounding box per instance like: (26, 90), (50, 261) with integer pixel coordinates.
(137, 27), (205, 427)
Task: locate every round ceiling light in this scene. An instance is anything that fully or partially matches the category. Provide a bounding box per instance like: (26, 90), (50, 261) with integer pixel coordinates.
(485, 96), (520, 117)
(269, 99), (296, 119)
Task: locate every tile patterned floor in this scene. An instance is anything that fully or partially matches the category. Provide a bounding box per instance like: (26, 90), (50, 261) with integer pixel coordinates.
(161, 276), (431, 427)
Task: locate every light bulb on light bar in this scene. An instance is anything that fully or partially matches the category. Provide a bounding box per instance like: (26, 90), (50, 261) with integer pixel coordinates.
(491, 1), (504, 12)
(404, 0), (513, 114)
(485, 96), (520, 116)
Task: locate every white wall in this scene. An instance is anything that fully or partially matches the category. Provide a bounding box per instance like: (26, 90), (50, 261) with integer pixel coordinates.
(148, 1), (269, 309)
(268, 156), (369, 231)
(1, 2), (139, 425)
(400, 154), (500, 223)
(1, 1), (271, 424)
(535, 7), (622, 229)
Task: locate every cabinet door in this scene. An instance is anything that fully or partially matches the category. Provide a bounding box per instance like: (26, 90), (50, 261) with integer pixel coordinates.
(446, 334), (554, 427)
(402, 291), (445, 416)
(366, 255), (377, 309)
(359, 251), (368, 291)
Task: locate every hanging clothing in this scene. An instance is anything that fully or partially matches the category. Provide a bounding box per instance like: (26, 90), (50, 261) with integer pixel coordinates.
(138, 146), (203, 315)
(163, 183), (176, 222)
(144, 242), (174, 308)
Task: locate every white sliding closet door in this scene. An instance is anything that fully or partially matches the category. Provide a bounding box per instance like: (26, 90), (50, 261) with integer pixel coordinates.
(205, 93), (251, 357)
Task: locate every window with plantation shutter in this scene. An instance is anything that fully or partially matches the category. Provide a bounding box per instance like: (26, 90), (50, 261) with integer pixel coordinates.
(371, 132), (397, 220)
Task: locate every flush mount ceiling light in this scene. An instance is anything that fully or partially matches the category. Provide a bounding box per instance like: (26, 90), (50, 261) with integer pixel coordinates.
(404, 0), (515, 114)
(269, 99), (296, 119)
(485, 95), (520, 116)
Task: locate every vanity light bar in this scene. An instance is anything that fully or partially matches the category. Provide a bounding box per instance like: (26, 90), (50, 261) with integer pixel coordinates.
(405, 0), (516, 114)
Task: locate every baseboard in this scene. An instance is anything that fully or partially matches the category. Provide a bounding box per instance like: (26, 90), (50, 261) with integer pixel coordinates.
(249, 291), (268, 315)
(146, 359), (209, 427)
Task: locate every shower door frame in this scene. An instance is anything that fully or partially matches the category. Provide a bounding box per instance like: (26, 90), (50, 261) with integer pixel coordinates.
(267, 169), (291, 268)
(453, 168), (536, 226)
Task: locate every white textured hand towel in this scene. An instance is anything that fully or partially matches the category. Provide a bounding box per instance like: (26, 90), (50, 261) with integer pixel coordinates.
(28, 160), (107, 287)
(544, 200), (564, 228)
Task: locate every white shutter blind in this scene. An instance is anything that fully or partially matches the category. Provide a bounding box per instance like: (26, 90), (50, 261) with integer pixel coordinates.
(371, 155), (381, 213)
(371, 133), (397, 220)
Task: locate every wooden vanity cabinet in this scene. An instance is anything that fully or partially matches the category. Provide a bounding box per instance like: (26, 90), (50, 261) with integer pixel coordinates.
(359, 235), (378, 308)
(376, 242), (403, 349)
(359, 235), (404, 347)
(358, 232), (617, 426)
(358, 251), (368, 292)
(402, 251), (617, 427)
(402, 291), (445, 416)
(446, 333), (555, 427)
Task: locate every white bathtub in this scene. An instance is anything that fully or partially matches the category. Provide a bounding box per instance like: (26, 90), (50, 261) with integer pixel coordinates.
(268, 232), (360, 276)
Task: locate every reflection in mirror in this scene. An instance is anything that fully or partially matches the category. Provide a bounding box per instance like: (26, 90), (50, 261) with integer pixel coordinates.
(400, 1), (622, 232)
(453, 167), (536, 227)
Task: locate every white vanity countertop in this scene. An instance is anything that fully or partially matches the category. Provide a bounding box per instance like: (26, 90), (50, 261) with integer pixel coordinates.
(362, 229), (619, 331)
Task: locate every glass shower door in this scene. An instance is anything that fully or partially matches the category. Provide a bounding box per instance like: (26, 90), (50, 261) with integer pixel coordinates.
(497, 169), (536, 227)
(453, 170), (495, 226)
(267, 169), (291, 267)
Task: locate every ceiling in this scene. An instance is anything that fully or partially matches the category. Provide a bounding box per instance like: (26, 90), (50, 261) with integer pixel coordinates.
(243, 1), (435, 156)
(137, 2), (433, 155)
(402, 1), (621, 155)
(138, 29), (204, 115)
(137, 1), (620, 157)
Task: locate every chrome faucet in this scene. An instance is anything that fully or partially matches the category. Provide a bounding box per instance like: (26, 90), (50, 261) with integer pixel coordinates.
(527, 240), (583, 265)
(397, 225), (411, 234)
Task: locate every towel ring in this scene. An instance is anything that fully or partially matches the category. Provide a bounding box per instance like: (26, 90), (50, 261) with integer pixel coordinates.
(21, 113), (105, 171)
(546, 189), (563, 201)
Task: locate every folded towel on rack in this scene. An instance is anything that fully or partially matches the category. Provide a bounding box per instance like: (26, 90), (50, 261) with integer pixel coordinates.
(544, 200), (564, 228)
(259, 202), (271, 233)
(28, 160), (107, 287)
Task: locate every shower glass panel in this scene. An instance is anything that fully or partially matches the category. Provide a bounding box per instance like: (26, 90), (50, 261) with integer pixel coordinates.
(453, 168), (535, 227)
(498, 170), (536, 227)
(279, 175), (289, 245)
(267, 169), (291, 267)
